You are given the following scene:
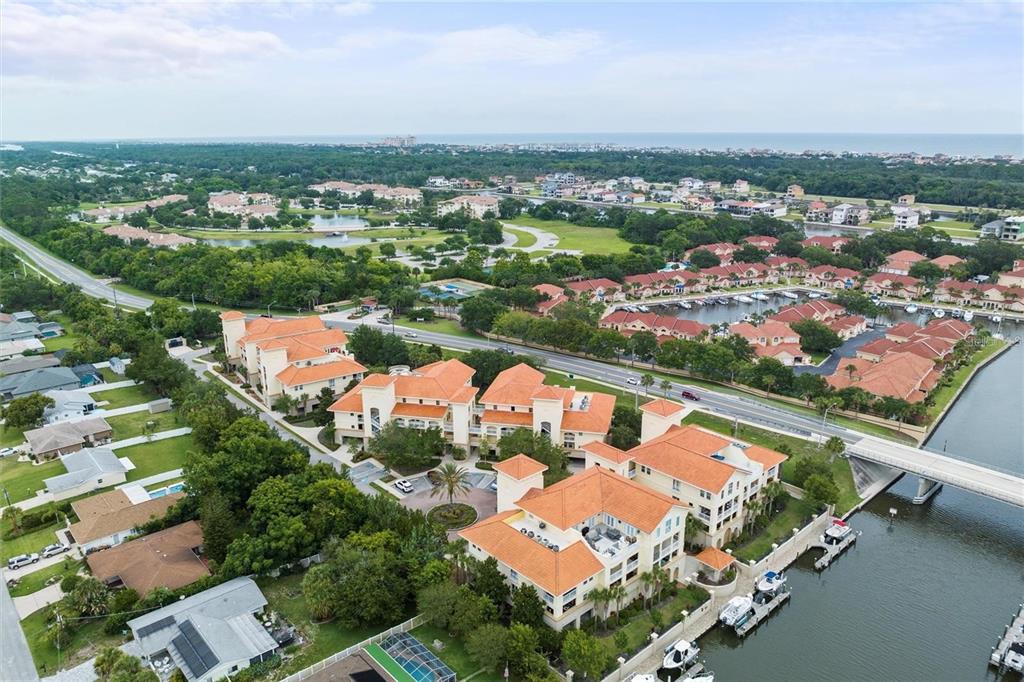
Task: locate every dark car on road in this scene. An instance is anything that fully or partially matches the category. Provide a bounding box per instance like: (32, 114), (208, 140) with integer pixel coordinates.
(680, 390), (700, 401)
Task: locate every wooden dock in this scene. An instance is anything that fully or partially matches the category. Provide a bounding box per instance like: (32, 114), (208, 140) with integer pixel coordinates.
(734, 591), (791, 638)
(989, 601), (1024, 671)
(680, 662), (706, 679)
(812, 531), (860, 571)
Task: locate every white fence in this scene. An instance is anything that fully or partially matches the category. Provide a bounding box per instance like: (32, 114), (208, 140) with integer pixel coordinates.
(737, 509), (832, 580)
(278, 613), (428, 682)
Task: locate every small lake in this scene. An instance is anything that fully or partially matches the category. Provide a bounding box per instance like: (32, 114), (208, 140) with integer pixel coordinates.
(307, 213), (369, 229)
(201, 234), (373, 249)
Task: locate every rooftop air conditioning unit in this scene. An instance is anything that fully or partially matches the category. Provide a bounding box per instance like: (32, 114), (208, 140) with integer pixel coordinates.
(539, 522), (547, 529)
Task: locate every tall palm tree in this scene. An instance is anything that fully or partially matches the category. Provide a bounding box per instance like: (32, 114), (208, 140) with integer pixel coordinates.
(588, 587), (612, 629)
(609, 584), (628, 625)
(640, 373), (655, 395)
(660, 379), (672, 398)
(824, 436), (846, 464)
(639, 571), (656, 609)
(430, 462), (470, 507)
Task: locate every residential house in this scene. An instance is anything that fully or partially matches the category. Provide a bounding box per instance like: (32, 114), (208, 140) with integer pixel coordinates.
(43, 447), (130, 501)
(893, 209), (920, 230)
(931, 255), (964, 271)
(583, 406), (787, 548)
(856, 337), (900, 362)
(885, 322), (924, 343)
(533, 283), (569, 316)
(71, 363), (103, 387)
(980, 217), (1024, 242)
(997, 266), (1024, 288)
(0, 317), (63, 344)
(879, 250), (927, 276)
(804, 201), (831, 223)
(826, 351), (940, 403)
(700, 263), (775, 288)
(716, 199), (757, 216)
(460, 460), (687, 630)
(769, 300), (846, 324)
(127, 577), (278, 682)
(786, 184), (805, 198)
(800, 236), (850, 253)
(565, 278), (625, 302)
(932, 280), (1024, 312)
(863, 273), (925, 300)
(827, 315), (868, 340)
(478, 364), (615, 458)
(103, 225), (197, 249)
(623, 270), (704, 299)
(729, 321), (806, 365)
(43, 389), (98, 424)
(87, 521), (209, 593)
(0, 338), (45, 359)
(686, 243), (739, 265)
(25, 416), (113, 460)
(70, 489), (185, 552)
(436, 195), (500, 219)
(916, 318), (975, 343)
(743, 235), (779, 251)
(803, 265), (859, 290)
(764, 256), (808, 279)
(220, 312), (365, 413)
(80, 195), (187, 223)
(307, 180), (359, 194)
(599, 311), (709, 343)
(733, 179), (750, 193)
(830, 203), (870, 226)
(897, 194), (916, 205)
(0, 355), (60, 376)
(0, 366), (81, 401)
(752, 201), (787, 217)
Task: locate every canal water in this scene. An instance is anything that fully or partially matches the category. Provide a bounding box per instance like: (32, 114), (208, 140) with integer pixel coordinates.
(697, 342), (1024, 681)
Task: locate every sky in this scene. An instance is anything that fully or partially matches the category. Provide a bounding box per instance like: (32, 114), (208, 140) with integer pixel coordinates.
(2, 1), (1023, 141)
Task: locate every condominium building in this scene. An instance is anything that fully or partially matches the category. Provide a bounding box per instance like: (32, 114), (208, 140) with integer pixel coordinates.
(460, 457), (686, 630)
(583, 400), (787, 549)
(220, 313), (365, 413)
(436, 195), (500, 219)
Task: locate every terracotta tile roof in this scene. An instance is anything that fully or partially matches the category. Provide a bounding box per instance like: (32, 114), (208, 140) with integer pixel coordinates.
(753, 343), (804, 360)
(516, 467), (680, 533)
(800, 236), (850, 249)
(219, 311), (245, 321)
(256, 328), (350, 362)
(826, 351), (939, 402)
(695, 546), (736, 571)
(393, 359), (476, 399)
(391, 403), (449, 419)
(866, 273), (921, 288)
(480, 364), (546, 405)
(765, 256), (808, 269)
(900, 336), (955, 360)
(566, 278), (621, 294)
(931, 255), (964, 269)
(328, 386), (363, 412)
(459, 511), (603, 594)
(640, 398), (686, 417)
(885, 322), (923, 340)
(275, 357), (366, 386)
(493, 454), (548, 480)
(628, 425), (737, 492)
(70, 491), (184, 545)
(858, 337), (899, 357)
(581, 441), (631, 464)
(239, 316), (326, 346)
(561, 391), (615, 434)
(885, 250), (927, 266)
(918, 319), (974, 342)
(359, 374), (397, 388)
(86, 521), (209, 593)
(480, 409), (534, 426)
(744, 445), (788, 470)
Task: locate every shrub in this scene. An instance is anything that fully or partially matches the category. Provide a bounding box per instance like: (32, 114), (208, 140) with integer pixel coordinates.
(60, 574), (83, 593)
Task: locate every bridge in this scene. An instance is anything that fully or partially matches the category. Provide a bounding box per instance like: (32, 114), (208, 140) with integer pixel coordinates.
(847, 435), (1024, 507)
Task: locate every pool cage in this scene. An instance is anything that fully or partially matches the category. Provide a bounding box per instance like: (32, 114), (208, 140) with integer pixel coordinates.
(379, 632), (456, 682)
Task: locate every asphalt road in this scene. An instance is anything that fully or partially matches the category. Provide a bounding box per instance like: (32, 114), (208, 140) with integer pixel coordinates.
(0, 225), (153, 309)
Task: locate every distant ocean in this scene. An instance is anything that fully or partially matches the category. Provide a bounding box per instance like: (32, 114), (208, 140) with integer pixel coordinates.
(153, 132), (1023, 158)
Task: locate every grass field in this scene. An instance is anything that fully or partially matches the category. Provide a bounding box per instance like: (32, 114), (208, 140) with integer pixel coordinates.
(1, 522), (64, 561)
(729, 496), (819, 563)
(21, 605), (124, 674)
(543, 370), (635, 408)
(502, 226), (538, 248)
(42, 335), (77, 352)
(506, 216), (632, 253)
(118, 434), (195, 481)
(89, 384), (159, 409)
(0, 457), (63, 504)
(1, 426), (26, 448)
(683, 410), (861, 514)
(927, 338), (1005, 421)
(409, 624), (503, 681)
(597, 586), (710, 663)
(398, 317), (480, 339)
(8, 559), (82, 598)
(106, 410), (181, 440)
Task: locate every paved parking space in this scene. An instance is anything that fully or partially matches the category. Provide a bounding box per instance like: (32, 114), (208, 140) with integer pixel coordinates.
(465, 472), (496, 489)
(404, 474), (433, 494)
(347, 461), (387, 495)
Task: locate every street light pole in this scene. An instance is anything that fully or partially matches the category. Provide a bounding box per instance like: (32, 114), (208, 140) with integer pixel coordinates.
(267, 300), (277, 317)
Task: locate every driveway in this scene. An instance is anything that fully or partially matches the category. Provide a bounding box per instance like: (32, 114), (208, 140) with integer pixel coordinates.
(399, 488), (497, 526)
(347, 461), (387, 495)
(794, 327), (885, 376)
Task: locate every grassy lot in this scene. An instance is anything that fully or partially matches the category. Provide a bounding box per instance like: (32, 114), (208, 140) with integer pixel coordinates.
(98, 367), (121, 383)
(502, 226), (538, 248)
(409, 624), (503, 681)
(42, 334), (78, 352)
(927, 338), (1005, 421)
(355, 227), (435, 240)
(258, 572), (403, 675)
(106, 410), (181, 440)
(21, 605), (124, 674)
(0, 457), (63, 504)
(506, 216), (632, 254)
(1, 426), (27, 448)
(728, 496), (819, 563)
(8, 558), (82, 598)
(119, 434), (195, 481)
(89, 383), (159, 409)
(1, 522), (64, 561)
(399, 317), (480, 340)
(683, 410), (861, 514)
(597, 586), (710, 662)
(543, 370), (635, 408)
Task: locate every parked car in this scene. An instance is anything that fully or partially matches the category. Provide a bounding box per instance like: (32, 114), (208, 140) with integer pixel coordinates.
(680, 390), (700, 401)
(7, 553), (39, 570)
(626, 376), (640, 386)
(0, 447), (16, 458)
(41, 543), (70, 559)
(488, 480), (498, 492)
(393, 479), (414, 494)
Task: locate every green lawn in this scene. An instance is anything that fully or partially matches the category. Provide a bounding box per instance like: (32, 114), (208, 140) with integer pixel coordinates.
(1, 425), (27, 448)
(105, 410), (181, 440)
(1, 522), (64, 561)
(89, 384), (159, 409)
(728, 496), (818, 563)
(409, 624), (503, 681)
(682, 411), (861, 514)
(543, 370), (634, 408)
(258, 572), (404, 675)
(506, 217), (632, 254)
(8, 558), (82, 598)
(927, 338), (1006, 421)
(502, 226), (538, 248)
(98, 367), (121, 383)
(399, 317), (480, 339)
(42, 334), (78, 352)
(21, 605), (124, 674)
(597, 586), (710, 662)
(118, 434), (195, 481)
(0, 457), (63, 504)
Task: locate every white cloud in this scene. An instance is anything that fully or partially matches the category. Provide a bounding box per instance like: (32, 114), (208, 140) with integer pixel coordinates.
(1, 2), (287, 81)
(334, 2), (374, 17)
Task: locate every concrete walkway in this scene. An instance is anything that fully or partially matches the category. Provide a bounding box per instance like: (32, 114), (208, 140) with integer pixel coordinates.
(82, 380), (138, 393)
(501, 222), (575, 253)
(13, 583), (64, 619)
(99, 402), (151, 418)
(108, 427), (192, 450)
(116, 468), (182, 490)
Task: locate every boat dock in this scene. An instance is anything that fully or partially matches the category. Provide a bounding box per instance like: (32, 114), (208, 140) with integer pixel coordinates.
(989, 601), (1024, 671)
(734, 591), (791, 638)
(680, 662), (706, 679)
(811, 530), (861, 571)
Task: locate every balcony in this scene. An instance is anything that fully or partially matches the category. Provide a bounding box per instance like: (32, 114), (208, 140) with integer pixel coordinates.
(583, 523), (635, 559)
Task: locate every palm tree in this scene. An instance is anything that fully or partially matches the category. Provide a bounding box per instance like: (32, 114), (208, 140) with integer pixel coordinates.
(640, 373), (655, 395)
(430, 463), (470, 507)
(762, 480), (784, 515)
(744, 498), (764, 532)
(652, 565), (671, 603)
(845, 363), (858, 381)
(447, 538), (471, 584)
(609, 584), (628, 625)
(639, 571), (656, 609)
(824, 436), (846, 464)
(3, 506), (24, 534)
(762, 374), (776, 398)
(588, 587), (613, 629)
(659, 379), (672, 398)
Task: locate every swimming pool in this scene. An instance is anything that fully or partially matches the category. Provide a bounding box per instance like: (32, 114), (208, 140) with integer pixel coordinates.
(148, 482), (185, 499)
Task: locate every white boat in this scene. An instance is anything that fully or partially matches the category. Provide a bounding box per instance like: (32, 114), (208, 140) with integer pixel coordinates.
(992, 315), (1003, 323)
(662, 639), (700, 670)
(963, 311), (974, 322)
(821, 519), (853, 545)
(629, 676), (658, 682)
(781, 291), (799, 300)
(904, 304), (919, 314)
(751, 292), (770, 301)
(638, 305), (650, 312)
(718, 594), (754, 626)
(695, 299), (706, 306)
(735, 295), (755, 304)
(679, 301), (692, 310)
(807, 292), (821, 299)
(756, 570), (787, 594)
(951, 308), (963, 319)
(932, 308), (946, 318)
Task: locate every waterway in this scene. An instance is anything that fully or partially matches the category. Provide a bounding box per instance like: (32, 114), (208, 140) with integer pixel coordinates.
(697, 342), (1024, 681)
(197, 213), (371, 248)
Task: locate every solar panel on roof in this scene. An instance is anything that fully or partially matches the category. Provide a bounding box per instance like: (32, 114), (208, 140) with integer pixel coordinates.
(174, 620), (219, 678)
(136, 615), (176, 639)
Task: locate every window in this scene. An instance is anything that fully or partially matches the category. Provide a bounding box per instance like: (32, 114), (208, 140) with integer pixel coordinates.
(540, 421), (551, 440)
(510, 569), (519, 583)
(672, 479), (681, 492)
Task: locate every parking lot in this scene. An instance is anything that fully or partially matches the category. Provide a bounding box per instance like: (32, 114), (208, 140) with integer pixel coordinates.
(347, 461), (387, 495)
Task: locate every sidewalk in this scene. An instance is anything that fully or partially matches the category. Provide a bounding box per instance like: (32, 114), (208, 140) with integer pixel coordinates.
(108, 427), (192, 450)
(99, 403), (151, 418)
(13, 583), (64, 619)
(82, 380), (137, 393)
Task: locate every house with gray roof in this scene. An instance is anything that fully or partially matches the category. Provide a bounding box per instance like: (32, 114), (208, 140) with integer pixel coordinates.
(11, 311), (38, 323)
(71, 363), (103, 387)
(128, 577), (279, 682)
(0, 317), (63, 344)
(0, 355), (60, 377)
(25, 416), (113, 459)
(0, 366), (81, 401)
(43, 389), (99, 424)
(0, 338), (46, 359)
(43, 446), (129, 500)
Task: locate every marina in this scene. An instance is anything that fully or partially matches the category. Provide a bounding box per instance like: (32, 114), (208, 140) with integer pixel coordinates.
(990, 601), (1024, 673)
(811, 520), (861, 571)
(734, 591), (791, 638)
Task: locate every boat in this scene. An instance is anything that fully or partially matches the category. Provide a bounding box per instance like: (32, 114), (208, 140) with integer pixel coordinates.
(717, 297), (731, 305)
(695, 299), (706, 307)
(821, 519), (853, 545)
(638, 305), (650, 312)
(751, 292), (770, 301)
(689, 674), (715, 682)
(629, 676), (658, 682)
(718, 594), (754, 626)
(741, 314), (753, 323)
(679, 301), (692, 310)
(932, 308), (946, 318)
(992, 315), (1003, 323)
(951, 308), (963, 319)
(735, 295), (755, 304)
(662, 639), (700, 670)
(781, 291), (799, 300)
(807, 292), (821, 299)
(963, 311), (974, 322)
(756, 570), (787, 594)
(904, 304), (919, 314)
